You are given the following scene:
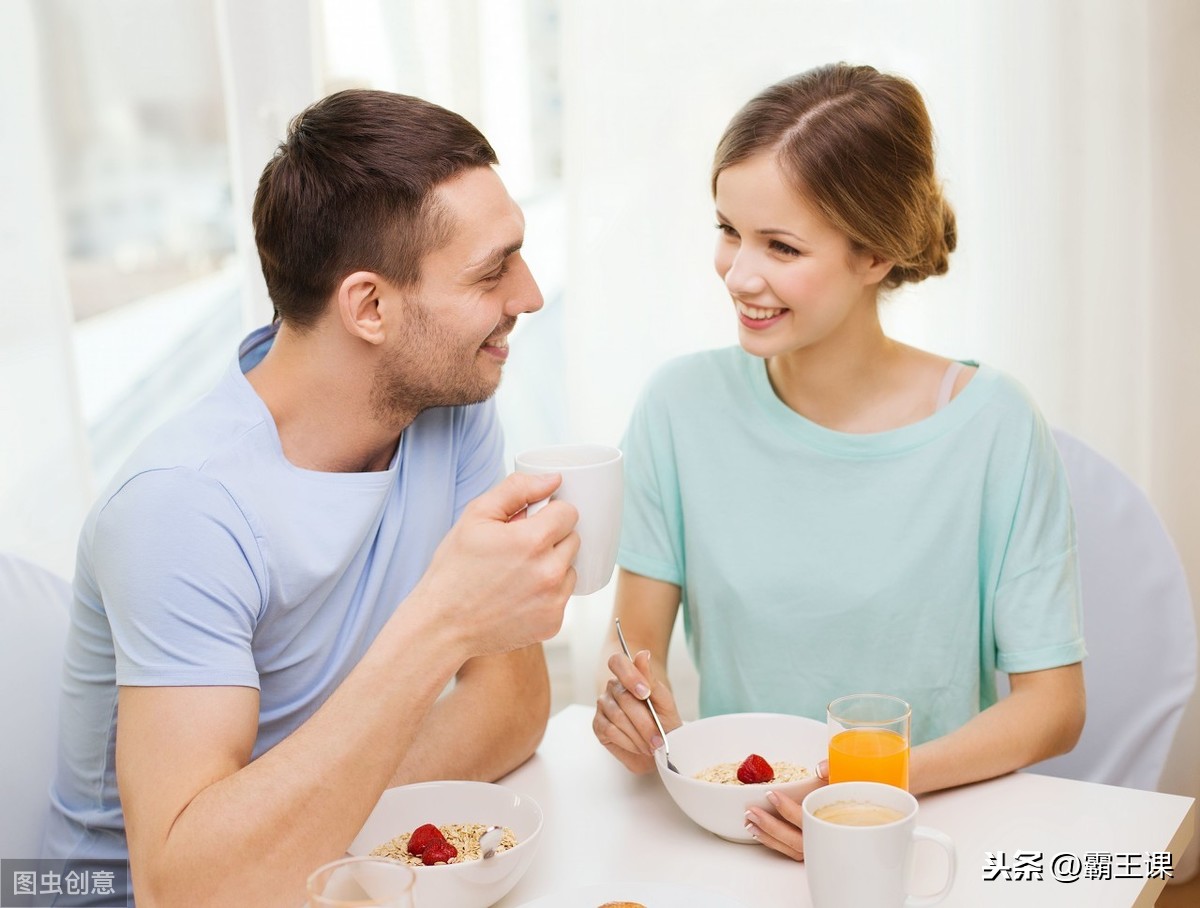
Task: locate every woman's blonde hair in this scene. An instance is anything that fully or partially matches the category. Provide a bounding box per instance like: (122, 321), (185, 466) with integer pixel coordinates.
(713, 63), (956, 288)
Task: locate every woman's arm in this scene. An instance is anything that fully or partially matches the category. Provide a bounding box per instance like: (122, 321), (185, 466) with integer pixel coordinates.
(591, 569), (683, 774)
(910, 662), (1085, 794)
(747, 663), (1085, 862)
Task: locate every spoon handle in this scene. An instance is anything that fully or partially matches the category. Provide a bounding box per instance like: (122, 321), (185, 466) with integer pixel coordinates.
(614, 619), (670, 746)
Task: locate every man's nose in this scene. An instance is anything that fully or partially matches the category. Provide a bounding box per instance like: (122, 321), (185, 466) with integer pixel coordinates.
(506, 257), (544, 316)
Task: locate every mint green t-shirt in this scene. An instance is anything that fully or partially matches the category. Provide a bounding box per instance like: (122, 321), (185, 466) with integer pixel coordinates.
(618, 347), (1085, 745)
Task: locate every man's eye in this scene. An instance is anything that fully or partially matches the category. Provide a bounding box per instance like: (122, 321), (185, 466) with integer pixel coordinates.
(482, 266), (508, 284)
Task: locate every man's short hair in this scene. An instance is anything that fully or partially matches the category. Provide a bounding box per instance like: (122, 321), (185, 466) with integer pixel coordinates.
(252, 90), (499, 328)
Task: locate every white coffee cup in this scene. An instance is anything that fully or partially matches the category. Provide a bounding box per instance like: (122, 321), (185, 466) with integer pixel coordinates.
(802, 781), (956, 908)
(514, 444), (623, 596)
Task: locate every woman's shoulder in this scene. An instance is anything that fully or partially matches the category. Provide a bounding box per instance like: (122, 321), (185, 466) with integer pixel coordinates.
(952, 364), (1063, 473)
(969, 363), (1048, 422)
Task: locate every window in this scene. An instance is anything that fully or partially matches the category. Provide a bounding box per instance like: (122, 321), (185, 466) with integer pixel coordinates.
(36, 0), (241, 485)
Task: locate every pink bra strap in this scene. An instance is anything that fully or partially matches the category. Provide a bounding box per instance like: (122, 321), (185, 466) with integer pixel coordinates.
(935, 361), (965, 412)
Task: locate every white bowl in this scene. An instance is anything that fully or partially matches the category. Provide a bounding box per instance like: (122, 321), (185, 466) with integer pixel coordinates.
(655, 712), (827, 843)
(348, 780), (542, 908)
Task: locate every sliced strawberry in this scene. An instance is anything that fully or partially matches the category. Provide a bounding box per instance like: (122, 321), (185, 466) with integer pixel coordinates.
(737, 753), (775, 784)
(422, 841), (458, 865)
(406, 823), (446, 856)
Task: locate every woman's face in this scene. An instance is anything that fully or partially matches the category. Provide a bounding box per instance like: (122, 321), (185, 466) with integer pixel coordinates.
(713, 152), (886, 360)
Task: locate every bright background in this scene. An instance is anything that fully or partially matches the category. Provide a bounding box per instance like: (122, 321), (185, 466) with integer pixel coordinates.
(2, 0), (1197, 877)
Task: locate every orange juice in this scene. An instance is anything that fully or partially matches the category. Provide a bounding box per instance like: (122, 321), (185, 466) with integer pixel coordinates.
(828, 727), (910, 790)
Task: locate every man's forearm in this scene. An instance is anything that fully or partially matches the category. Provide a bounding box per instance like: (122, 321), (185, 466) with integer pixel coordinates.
(388, 644), (551, 785)
(128, 605), (467, 908)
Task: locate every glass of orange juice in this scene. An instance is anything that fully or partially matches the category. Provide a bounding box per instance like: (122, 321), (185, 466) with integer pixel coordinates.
(827, 693), (911, 790)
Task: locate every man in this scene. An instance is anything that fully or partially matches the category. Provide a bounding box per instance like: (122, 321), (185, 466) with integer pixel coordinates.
(44, 90), (579, 907)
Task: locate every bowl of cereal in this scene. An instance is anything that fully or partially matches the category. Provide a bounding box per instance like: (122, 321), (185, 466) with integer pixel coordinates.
(654, 712), (826, 843)
(348, 780), (542, 908)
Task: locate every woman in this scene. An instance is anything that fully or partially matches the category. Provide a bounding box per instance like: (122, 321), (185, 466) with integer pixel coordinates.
(592, 63), (1086, 862)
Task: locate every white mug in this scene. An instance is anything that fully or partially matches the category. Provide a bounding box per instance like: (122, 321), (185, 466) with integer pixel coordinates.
(514, 444), (623, 596)
(802, 781), (956, 908)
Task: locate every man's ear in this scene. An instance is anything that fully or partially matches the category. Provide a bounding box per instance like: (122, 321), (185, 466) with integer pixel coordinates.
(335, 271), (388, 345)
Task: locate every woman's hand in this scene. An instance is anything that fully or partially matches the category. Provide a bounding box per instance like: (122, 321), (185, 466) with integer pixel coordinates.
(744, 774), (827, 862)
(592, 648), (683, 774)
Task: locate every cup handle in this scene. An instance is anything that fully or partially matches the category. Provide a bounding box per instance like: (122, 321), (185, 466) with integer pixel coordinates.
(526, 495), (552, 517)
(904, 826), (956, 907)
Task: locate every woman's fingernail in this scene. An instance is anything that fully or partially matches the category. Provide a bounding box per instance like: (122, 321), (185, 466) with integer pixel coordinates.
(651, 734), (664, 749)
(817, 760), (829, 780)
(634, 682), (651, 699)
(744, 810), (755, 824)
(766, 790), (779, 806)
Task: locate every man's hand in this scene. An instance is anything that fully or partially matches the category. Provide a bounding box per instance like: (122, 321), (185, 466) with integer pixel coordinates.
(408, 471), (580, 656)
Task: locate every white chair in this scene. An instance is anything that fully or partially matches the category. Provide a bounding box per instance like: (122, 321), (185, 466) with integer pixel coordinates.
(1000, 429), (1197, 791)
(0, 553), (71, 857)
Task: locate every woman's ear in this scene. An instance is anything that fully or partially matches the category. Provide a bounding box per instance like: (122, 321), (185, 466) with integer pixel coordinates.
(860, 252), (895, 287)
(335, 271), (387, 345)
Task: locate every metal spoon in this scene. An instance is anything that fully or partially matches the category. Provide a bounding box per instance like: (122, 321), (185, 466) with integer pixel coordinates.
(614, 618), (679, 773)
(479, 825), (504, 860)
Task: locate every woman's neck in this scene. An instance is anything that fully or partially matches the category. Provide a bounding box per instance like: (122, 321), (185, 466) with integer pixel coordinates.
(765, 305), (918, 433)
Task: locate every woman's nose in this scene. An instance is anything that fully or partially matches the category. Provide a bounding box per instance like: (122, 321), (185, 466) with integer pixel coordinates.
(723, 250), (767, 296)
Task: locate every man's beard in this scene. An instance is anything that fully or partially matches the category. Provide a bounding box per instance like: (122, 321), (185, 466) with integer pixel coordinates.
(369, 300), (512, 428)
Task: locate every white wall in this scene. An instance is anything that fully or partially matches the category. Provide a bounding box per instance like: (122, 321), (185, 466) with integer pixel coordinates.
(1147, 0), (1200, 879)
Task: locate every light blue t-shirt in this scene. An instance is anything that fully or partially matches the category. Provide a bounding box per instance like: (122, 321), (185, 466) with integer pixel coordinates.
(618, 347), (1085, 745)
(44, 325), (505, 876)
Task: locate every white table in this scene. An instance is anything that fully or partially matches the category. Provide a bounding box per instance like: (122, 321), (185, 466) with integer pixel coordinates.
(493, 705), (1195, 907)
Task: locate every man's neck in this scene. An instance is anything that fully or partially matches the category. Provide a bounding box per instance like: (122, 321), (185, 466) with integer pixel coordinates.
(245, 322), (404, 474)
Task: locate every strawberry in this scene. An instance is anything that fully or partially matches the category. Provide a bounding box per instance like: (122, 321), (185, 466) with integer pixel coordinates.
(737, 753), (775, 784)
(422, 841), (458, 865)
(406, 823), (446, 856)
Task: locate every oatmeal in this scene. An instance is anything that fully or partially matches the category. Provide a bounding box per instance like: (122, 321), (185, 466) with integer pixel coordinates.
(370, 823), (517, 866)
(694, 759), (811, 785)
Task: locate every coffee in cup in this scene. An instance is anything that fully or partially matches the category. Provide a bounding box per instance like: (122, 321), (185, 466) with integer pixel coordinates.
(812, 800), (906, 827)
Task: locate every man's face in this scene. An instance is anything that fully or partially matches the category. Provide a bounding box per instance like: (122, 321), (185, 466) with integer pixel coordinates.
(370, 166), (543, 423)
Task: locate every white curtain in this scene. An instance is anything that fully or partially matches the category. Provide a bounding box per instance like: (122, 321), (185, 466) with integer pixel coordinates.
(0, 1), (93, 579)
(559, 0), (1200, 875)
(216, 0), (321, 328)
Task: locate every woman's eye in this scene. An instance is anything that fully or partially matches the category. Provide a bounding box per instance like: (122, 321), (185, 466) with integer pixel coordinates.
(769, 239), (801, 257)
(715, 223), (738, 237)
